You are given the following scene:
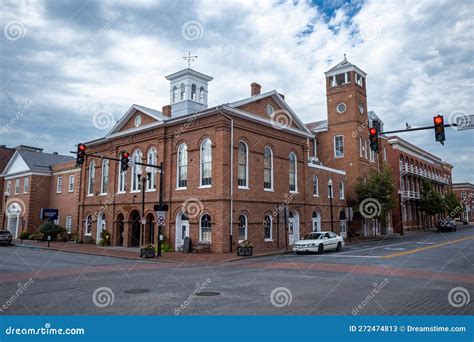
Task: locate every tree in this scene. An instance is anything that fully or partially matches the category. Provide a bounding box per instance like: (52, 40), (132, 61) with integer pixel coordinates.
(419, 180), (445, 216)
(444, 191), (462, 219)
(355, 165), (396, 226)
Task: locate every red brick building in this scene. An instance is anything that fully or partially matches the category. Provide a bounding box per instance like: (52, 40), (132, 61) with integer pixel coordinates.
(453, 182), (474, 222)
(79, 68), (348, 253)
(1, 146), (80, 237)
(0, 145), (15, 227)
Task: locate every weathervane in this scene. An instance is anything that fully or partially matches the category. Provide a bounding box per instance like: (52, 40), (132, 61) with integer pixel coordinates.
(183, 51), (198, 68)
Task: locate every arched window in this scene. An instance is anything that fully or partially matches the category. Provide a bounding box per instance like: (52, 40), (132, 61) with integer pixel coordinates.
(172, 86), (178, 103)
(339, 181), (345, 199)
(177, 143), (188, 188)
(364, 139), (368, 159)
(87, 162), (95, 196)
(118, 156), (125, 193)
(264, 215), (272, 241)
(359, 137), (363, 157)
(100, 159), (109, 194)
(238, 214), (247, 242)
(289, 152), (297, 192)
(199, 214), (211, 242)
(238, 141), (248, 188)
(200, 139), (212, 187)
(180, 83), (185, 101)
(199, 86), (205, 104)
(146, 148), (157, 191)
(191, 84), (197, 101)
(85, 215), (92, 236)
(313, 175), (319, 196)
(131, 149), (142, 192)
(263, 146), (273, 190)
(312, 211), (320, 232)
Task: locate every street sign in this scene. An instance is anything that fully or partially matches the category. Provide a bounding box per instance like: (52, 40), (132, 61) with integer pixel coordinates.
(157, 211), (166, 225)
(154, 204), (169, 211)
(40, 208), (58, 221)
(141, 219), (146, 225)
(456, 114), (474, 131)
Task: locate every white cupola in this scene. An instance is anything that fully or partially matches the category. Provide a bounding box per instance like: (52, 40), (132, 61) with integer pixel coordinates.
(165, 68), (213, 117)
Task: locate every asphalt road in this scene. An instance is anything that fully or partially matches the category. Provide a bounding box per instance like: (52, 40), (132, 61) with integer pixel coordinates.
(0, 226), (473, 316)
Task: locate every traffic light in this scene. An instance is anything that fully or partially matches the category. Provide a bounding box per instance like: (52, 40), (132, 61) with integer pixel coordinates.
(76, 143), (86, 166)
(120, 151), (130, 172)
(433, 115), (445, 145)
(369, 127), (379, 152)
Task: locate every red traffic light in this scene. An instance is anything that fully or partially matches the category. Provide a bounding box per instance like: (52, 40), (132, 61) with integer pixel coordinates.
(369, 128), (377, 135)
(122, 152), (129, 158)
(434, 116), (443, 125)
(79, 144), (86, 151)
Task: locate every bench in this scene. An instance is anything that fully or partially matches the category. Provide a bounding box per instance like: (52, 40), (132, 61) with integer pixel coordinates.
(192, 242), (211, 253)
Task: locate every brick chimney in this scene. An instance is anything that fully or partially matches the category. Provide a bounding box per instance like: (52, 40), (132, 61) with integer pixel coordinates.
(162, 105), (171, 118)
(251, 82), (261, 96)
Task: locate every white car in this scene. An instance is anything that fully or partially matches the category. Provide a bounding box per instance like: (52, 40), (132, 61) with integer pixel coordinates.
(293, 231), (345, 254)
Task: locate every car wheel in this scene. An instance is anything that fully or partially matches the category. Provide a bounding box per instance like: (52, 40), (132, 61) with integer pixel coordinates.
(317, 244), (324, 254)
(336, 242), (342, 251)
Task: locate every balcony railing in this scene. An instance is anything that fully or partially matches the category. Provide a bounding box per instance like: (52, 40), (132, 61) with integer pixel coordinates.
(400, 190), (421, 200)
(399, 164), (449, 184)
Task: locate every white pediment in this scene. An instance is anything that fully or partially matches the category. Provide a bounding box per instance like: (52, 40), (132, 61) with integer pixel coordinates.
(2, 152), (29, 176)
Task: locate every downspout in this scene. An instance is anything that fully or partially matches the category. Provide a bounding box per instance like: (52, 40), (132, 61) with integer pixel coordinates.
(219, 110), (234, 253)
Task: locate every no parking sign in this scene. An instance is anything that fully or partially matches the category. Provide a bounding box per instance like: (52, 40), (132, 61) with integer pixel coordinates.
(157, 211), (166, 226)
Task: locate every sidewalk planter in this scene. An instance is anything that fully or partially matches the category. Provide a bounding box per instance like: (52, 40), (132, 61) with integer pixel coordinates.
(140, 245), (156, 258)
(237, 240), (253, 257)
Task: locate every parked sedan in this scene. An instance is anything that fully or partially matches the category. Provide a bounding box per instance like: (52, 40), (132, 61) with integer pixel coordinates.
(0, 230), (13, 246)
(293, 231), (345, 254)
(437, 219), (457, 232)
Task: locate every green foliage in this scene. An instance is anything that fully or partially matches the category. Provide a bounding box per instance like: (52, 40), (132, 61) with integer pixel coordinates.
(29, 231), (44, 241)
(99, 229), (111, 246)
(444, 191), (462, 218)
(38, 221), (66, 240)
(354, 165), (396, 224)
(19, 231), (31, 240)
(419, 180), (446, 216)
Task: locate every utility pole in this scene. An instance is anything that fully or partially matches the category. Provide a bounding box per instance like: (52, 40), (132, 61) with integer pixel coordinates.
(157, 162), (164, 257)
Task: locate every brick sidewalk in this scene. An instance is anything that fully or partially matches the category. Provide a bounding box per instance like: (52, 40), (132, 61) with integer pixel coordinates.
(13, 240), (289, 263)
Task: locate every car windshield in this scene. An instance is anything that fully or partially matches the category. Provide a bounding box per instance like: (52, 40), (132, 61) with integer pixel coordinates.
(303, 233), (323, 240)
(0, 230), (10, 235)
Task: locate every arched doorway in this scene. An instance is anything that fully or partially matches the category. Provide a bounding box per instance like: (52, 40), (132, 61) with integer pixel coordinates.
(175, 211), (189, 251)
(6, 203), (22, 238)
(130, 210), (141, 247)
(146, 213), (155, 244)
(288, 211), (300, 245)
(116, 214), (124, 246)
(339, 210), (347, 238)
(312, 211), (321, 232)
(96, 213), (106, 244)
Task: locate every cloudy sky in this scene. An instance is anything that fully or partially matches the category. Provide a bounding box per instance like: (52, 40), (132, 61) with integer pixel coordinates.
(1, 0), (473, 182)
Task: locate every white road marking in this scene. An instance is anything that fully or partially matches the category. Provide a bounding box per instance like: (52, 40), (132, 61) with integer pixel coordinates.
(339, 241), (412, 254)
(321, 254), (382, 258)
(416, 242), (436, 245)
(384, 247), (406, 251)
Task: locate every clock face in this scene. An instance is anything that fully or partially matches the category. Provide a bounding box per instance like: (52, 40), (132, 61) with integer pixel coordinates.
(359, 103), (364, 114)
(134, 115), (142, 127)
(336, 103), (346, 113)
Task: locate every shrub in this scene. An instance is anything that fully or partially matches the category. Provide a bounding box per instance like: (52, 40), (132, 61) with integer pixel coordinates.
(19, 231), (31, 240)
(38, 221), (66, 240)
(99, 229), (111, 246)
(29, 231), (44, 241)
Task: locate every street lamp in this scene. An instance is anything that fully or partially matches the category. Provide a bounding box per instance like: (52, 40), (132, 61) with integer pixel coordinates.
(328, 178), (334, 232)
(2, 192), (8, 229)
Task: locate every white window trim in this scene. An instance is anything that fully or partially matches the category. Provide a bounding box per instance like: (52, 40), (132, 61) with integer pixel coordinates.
(339, 181), (345, 199)
(199, 214), (212, 243)
(66, 216), (72, 232)
(68, 175), (74, 192)
(289, 152), (298, 193)
(264, 146), (274, 191)
(56, 176), (62, 193)
(6, 181), (11, 195)
(14, 179), (19, 194)
(84, 217), (92, 236)
(264, 215), (273, 242)
(238, 141), (249, 190)
(87, 162), (95, 196)
(238, 214), (248, 243)
(200, 139), (212, 188)
(146, 148), (157, 192)
(117, 160), (126, 194)
(23, 177), (28, 193)
(313, 176), (319, 197)
(334, 135), (344, 158)
(100, 159), (109, 195)
(131, 149), (142, 193)
(176, 143), (188, 190)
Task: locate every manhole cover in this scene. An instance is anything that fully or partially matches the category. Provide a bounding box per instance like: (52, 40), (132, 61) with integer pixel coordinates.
(196, 291), (220, 297)
(124, 289), (150, 294)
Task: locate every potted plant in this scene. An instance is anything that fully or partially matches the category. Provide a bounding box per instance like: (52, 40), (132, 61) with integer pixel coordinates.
(140, 244), (156, 258)
(237, 240), (253, 256)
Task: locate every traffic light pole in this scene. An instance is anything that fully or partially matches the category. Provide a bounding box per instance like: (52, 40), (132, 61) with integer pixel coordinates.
(157, 162), (163, 257)
(379, 123), (457, 135)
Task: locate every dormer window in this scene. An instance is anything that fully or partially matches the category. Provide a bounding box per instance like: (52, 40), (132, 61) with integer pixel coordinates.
(199, 87), (205, 104)
(172, 86), (178, 103)
(332, 72), (351, 86)
(180, 83), (185, 101)
(191, 84), (196, 101)
(356, 73), (364, 87)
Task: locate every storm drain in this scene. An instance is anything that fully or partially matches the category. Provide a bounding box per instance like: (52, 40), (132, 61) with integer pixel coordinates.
(196, 291), (221, 297)
(123, 289), (150, 295)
